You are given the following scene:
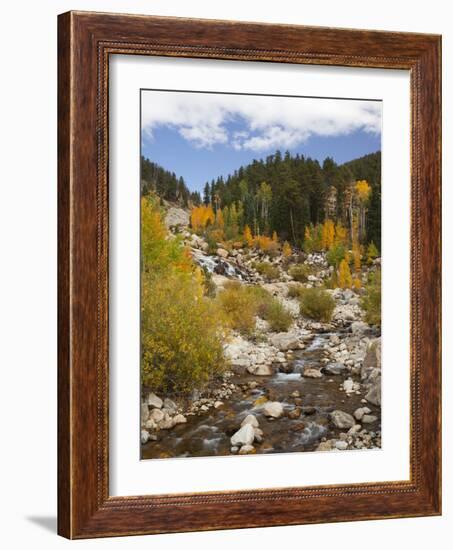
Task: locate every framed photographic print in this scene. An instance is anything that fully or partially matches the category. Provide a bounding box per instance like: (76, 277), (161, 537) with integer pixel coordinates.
(58, 11), (441, 538)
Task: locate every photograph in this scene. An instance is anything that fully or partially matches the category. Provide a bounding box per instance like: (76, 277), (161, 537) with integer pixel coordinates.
(140, 90), (383, 459)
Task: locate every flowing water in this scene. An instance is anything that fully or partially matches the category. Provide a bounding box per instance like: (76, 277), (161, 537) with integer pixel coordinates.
(141, 334), (380, 459)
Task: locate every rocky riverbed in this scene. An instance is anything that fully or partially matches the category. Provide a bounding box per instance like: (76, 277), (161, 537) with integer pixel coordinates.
(141, 210), (381, 459)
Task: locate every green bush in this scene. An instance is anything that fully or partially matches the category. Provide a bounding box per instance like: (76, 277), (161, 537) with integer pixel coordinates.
(361, 269), (381, 326)
(253, 261), (280, 281)
(260, 299), (293, 332)
(216, 282), (292, 335)
(287, 283), (304, 298)
(288, 264), (312, 282)
(216, 282), (260, 336)
(299, 288), (335, 322)
(326, 244), (346, 268)
(141, 272), (226, 394)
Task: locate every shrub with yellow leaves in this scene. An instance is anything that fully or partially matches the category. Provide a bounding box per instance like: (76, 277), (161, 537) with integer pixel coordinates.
(338, 258), (353, 289)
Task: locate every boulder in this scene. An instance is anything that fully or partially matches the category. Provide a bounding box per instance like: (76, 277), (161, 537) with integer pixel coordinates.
(353, 407), (371, 421)
(263, 401), (284, 418)
(163, 397), (178, 412)
(141, 430), (150, 444)
(316, 441), (333, 452)
(343, 379), (355, 393)
(241, 414), (259, 428)
(323, 362), (347, 375)
(303, 368), (323, 379)
(144, 418), (157, 430)
(247, 364), (273, 376)
(361, 338), (382, 381)
(365, 378), (381, 406)
(287, 407), (302, 419)
(330, 410), (355, 429)
(147, 392), (163, 409)
(230, 424), (255, 446)
(270, 332), (300, 351)
(172, 414), (187, 425)
(335, 440), (348, 450)
(361, 414), (378, 424)
(239, 444), (256, 454)
(165, 207), (190, 228)
(216, 248), (229, 258)
(149, 408), (165, 423)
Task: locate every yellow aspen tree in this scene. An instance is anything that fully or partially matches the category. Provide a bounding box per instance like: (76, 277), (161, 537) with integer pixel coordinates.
(282, 241), (292, 258)
(352, 277), (362, 290)
(335, 222), (348, 246)
(352, 242), (361, 272)
(243, 225), (253, 247)
(355, 180), (371, 201)
(321, 219), (335, 250)
(338, 259), (353, 288)
(272, 230), (278, 243)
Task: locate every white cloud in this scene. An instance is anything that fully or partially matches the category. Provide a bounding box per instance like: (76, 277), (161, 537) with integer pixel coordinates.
(141, 91), (381, 151)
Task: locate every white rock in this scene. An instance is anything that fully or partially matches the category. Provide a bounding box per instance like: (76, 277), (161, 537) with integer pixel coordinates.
(270, 332), (299, 351)
(331, 410), (355, 429)
(303, 368), (323, 379)
(141, 430), (150, 444)
(241, 414), (259, 428)
(335, 440), (348, 450)
(247, 364), (273, 376)
(149, 408), (165, 423)
(216, 248), (229, 258)
(263, 401), (284, 418)
(148, 392), (163, 409)
(230, 424), (255, 446)
(353, 407), (371, 421)
(144, 419), (157, 430)
(343, 379), (355, 393)
(361, 414), (378, 424)
(172, 414), (187, 425)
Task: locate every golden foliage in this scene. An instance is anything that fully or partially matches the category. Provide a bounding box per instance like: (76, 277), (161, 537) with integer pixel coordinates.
(254, 234), (279, 255)
(141, 272), (226, 394)
(352, 242), (362, 272)
(335, 222), (348, 246)
(243, 225), (254, 247)
(190, 204), (215, 232)
(321, 219), (335, 250)
(141, 196), (192, 276)
(141, 194), (227, 394)
(282, 241), (292, 258)
(355, 180), (371, 202)
(338, 258), (353, 288)
(352, 277), (362, 290)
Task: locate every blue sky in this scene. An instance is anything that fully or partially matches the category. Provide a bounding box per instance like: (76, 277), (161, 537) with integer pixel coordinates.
(141, 90), (382, 193)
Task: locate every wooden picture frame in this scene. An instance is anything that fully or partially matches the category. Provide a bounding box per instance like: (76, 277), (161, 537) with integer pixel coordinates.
(58, 11), (441, 539)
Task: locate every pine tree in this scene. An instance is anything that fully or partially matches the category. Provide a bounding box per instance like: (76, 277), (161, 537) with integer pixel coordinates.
(203, 182), (211, 206)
